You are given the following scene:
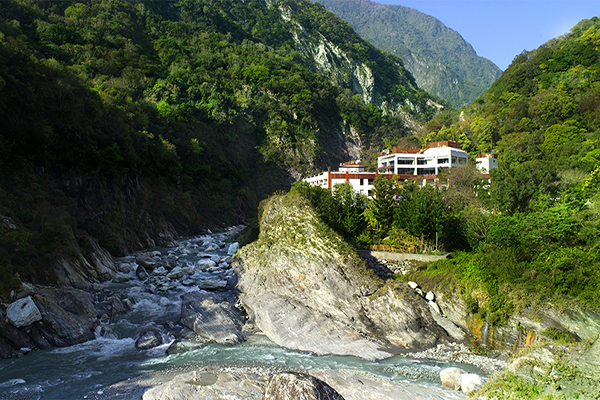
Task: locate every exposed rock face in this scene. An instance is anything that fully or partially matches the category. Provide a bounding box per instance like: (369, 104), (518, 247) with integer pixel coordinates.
(362, 281), (455, 349)
(313, 0), (502, 109)
(53, 236), (118, 288)
(6, 296), (42, 328)
(135, 367), (468, 400)
(278, 2), (439, 140)
(233, 192), (462, 360)
(264, 372), (345, 400)
(142, 370), (265, 400)
(434, 287), (600, 352)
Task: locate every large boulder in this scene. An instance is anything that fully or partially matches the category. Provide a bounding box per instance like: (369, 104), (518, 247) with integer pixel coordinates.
(31, 288), (99, 347)
(6, 296), (42, 327)
(180, 292), (245, 344)
(461, 373), (482, 394)
(264, 372), (345, 400)
(232, 192), (456, 360)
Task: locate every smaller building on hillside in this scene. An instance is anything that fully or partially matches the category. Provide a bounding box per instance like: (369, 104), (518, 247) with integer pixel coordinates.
(304, 160), (384, 197)
(475, 153), (499, 174)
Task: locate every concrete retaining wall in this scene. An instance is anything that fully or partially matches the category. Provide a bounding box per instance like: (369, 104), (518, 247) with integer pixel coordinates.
(358, 250), (448, 262)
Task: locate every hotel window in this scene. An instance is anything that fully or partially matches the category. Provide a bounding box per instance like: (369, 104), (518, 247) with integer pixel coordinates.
(417, 168), (436, 175)
(368, 179), (374, 185)
(397, 158), (414, 165)
(458, 157), (467, 165)
(397, 168), (414, 175)
(438, 158), (449, 164)
(451, 156), (458, 164)
(417, 158), (427, 165)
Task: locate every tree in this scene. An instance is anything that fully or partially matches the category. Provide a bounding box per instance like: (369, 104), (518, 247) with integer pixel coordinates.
(395, 182), (447, 247)
(441, 163), (489, 208)
(364, 175), (396, 235)
(332, 182), (367, 239)
(491, 161), (558, 213)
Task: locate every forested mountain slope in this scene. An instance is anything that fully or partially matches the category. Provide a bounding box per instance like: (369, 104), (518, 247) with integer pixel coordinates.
(313, 0), (502, 109)
(431, 16), (600, 212)
(0, 0), (443, 292)
(405, 16), (600, 332)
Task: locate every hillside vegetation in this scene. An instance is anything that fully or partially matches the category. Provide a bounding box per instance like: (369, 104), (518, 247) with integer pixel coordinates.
(313, 0), (502, 108)
(0, 0), (443, 294)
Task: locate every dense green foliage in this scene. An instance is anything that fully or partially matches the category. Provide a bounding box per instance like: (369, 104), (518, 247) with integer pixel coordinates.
(290, 181), (367, 243)
(0, 0), (440, 293)
(404, 17), (600, 323)
(313, 0), (502, 108)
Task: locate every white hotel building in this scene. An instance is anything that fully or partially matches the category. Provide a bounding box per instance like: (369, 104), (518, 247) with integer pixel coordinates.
(304, 141), (497, 197)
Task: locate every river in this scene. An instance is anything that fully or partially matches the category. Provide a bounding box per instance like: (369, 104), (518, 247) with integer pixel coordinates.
(0, 227), (481, 399)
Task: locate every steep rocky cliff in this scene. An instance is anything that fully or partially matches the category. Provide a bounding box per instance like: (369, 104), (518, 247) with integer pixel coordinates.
(313, 0), (502, 109)
(233, 192), (464, 360)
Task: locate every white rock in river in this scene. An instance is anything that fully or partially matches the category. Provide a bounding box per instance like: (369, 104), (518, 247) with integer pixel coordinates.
(408, 281), (419, 289)
(227, 242), (239, 255)
(461, 373), (482, 393)
(7, 296), (42, 327)
(113, 272), (132, 283)
(196, 259), (216, 270)
(440, 367), (466, 391)
(153, 266), (167, 276)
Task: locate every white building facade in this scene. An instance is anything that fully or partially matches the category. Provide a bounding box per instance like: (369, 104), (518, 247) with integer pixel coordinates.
(377, 141), (468, 176)
(304, 160), (381, 197)
(303, 141), (497, 197)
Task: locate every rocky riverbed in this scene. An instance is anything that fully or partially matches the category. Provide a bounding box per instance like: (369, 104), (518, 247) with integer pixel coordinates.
(0, 220), (497, 400)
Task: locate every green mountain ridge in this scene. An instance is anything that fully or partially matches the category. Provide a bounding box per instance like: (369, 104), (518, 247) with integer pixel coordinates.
(0, 0), (442, 292)
(312, 0), (502, 109)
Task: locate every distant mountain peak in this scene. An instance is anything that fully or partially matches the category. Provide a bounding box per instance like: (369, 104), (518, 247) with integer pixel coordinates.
(312, 0), (502, 108)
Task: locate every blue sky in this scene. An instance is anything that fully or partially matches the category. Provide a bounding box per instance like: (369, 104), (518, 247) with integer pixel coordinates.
(375, 0), (599, 71)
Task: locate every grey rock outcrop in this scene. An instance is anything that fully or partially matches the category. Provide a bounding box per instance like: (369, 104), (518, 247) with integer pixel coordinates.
(233, 192), (462, 360)
(142, 370), (264, 400)
(32, 288), (99, 347)
(264, 372), (345, 400)
(53, 236), (117, 288)
(180, 292), (245, 344)
(6, 296), (42, 327)
(0, 287), (99, 354)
